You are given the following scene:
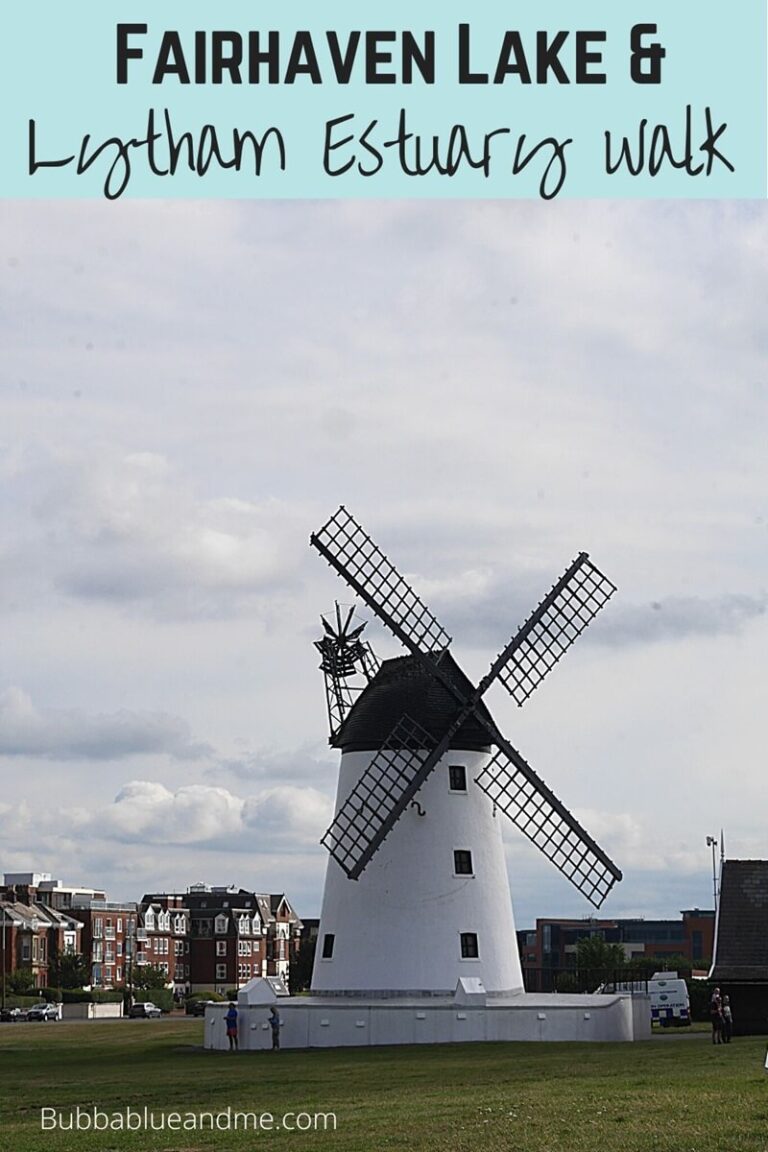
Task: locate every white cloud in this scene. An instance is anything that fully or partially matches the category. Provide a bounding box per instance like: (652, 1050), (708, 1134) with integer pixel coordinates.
(83, 780), (332, 850)
(0, 686), (209, 760)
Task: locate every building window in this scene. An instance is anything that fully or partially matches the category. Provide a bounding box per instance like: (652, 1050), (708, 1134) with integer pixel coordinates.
(321, 934), (335, 960)
(460, 932), (479, 959)
(216, 941), (227, 956)
(117, 918), (123, 933)
(215, 915), (228, 935)
(215, 964), (227, 980)
(454, 849), (474, 875)
(116, 967), (122, 982)
(449, 765), (467, 792)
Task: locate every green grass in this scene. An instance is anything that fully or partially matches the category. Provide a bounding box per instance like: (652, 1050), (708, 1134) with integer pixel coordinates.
(0, 1019), (766, 1151)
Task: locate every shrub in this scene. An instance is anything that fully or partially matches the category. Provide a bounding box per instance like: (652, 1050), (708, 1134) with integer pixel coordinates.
(147, 988), (174, 1013)
(38, 987), (63, 1003)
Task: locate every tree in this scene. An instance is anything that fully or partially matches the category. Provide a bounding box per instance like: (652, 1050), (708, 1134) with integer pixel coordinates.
(49, 949), (89, 990)
(630, 954), (692, 976)
(289, 936), (316, 994)
(8, 969), (36, 995)
(131, 964), (169, 993)
(575, 935), (627, 974)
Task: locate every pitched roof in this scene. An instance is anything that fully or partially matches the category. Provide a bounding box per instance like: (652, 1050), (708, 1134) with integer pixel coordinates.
(711, 860), (768, 980)
(333, 652), (495, 752)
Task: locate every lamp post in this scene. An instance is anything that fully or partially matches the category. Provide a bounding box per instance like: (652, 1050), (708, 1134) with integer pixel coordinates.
(0, 907), (6, 1009)
(706, 835), (719, 914)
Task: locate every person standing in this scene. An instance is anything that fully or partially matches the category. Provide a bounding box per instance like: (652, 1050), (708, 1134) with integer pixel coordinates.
(225, 1001), (239, 1051)
(710, 987), (723, 1045)
(269, 1005), (281, 1051)
(722, 995), (733, 1043)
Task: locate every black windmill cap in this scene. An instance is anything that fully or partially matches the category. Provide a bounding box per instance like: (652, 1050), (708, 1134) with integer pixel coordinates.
(333, 651), (494, 753)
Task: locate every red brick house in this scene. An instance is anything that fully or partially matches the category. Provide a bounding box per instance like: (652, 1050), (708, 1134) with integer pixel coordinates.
(0, 900), (82, 994)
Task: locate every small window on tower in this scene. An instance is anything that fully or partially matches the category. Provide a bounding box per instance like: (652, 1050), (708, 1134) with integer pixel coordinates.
(322, 933), (335, 960)
(454, 850), (474, 875)
(449, 765), (467, 792)
(460, 932), (479, 959)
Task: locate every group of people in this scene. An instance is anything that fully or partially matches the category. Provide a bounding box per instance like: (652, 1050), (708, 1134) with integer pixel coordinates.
(224, 1002), (282, 1051)
(709, 987), (733, 1044)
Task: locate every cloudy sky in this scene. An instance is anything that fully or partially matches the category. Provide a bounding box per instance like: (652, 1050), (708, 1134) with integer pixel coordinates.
(1, 199), (765, 929)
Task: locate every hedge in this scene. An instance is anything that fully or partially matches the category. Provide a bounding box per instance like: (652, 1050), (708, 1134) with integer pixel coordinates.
(62, 990), (123, 1004)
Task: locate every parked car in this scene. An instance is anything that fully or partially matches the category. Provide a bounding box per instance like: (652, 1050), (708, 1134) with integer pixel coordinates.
(26, 1003), (59, 1022)
(186, 999), (214, 1016)
(0, 1006), (27, 1022)
(129, 1001), (163, 1018)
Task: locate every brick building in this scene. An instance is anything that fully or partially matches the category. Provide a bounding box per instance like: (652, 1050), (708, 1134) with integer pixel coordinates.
(69, 901), (138, 990)
(152, 885), (302, 996)
(1, 872), (303, 998)
(0, 899), (82, 994)
(518, 908), (715, 978)
(136, 894), (189, 997)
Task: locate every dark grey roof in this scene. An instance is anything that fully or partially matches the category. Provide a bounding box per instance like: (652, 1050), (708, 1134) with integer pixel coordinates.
(711, 860), (768, 981)
(333, 652), (494, 752)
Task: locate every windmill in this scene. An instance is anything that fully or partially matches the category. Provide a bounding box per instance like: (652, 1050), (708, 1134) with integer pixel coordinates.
(310, 506), (621, 996)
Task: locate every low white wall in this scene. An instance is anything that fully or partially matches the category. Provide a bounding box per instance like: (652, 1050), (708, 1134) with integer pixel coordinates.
(204, 993), (646, 1051)
(61, 1002), (123, 1020)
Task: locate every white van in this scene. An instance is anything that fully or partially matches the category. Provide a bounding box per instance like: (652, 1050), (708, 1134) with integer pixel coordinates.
(648, 973), (690, 1027)
(597, 972), (691, 1027)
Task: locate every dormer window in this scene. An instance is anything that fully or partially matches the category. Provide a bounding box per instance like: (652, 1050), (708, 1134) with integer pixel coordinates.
(215, 914), (228, 935)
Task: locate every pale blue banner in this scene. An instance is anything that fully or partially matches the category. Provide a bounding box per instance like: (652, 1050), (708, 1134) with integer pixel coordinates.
(0, 1), (765, 198)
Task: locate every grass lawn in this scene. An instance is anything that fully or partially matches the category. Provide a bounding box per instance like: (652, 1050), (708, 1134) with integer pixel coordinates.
(0, 1019), (766, 1151)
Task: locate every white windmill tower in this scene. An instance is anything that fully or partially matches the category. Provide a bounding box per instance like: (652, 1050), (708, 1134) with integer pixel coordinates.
(309, 507), (621, 998)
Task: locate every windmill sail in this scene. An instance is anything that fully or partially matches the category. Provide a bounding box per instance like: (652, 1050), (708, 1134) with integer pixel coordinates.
(311, 506), (451, 654)
(485, 553), (617, 707)
(321, 714), (437, 876)
(475, 745), (621, 906)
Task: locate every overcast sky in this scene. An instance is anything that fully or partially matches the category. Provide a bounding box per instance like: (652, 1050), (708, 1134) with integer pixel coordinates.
(1, 199), (765, 929)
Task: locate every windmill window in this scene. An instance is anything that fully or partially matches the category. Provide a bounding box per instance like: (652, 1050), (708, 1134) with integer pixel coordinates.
(321, 933), (335, 960)
(454, 850), (474, 876)
(449, 765), (467, 792)
(460, 932), (479, 959)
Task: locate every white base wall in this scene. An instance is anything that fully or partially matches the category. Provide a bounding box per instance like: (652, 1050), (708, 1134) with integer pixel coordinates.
(61, 1002), (123, 1020)
(204, 993), (651, 1050)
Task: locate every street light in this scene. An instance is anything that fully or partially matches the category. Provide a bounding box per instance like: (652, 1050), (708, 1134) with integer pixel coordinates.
(1, 907), (6, 1009)
(706, 835), (719, 914)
